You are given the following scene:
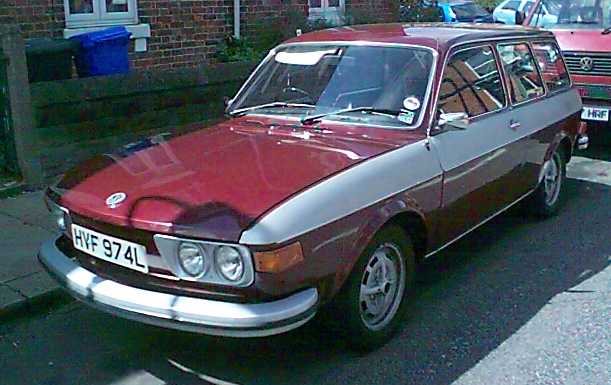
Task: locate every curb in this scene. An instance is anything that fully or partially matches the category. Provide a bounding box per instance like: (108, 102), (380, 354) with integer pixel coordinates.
(0, 286), (73, 323)
(0, 181), (25, 199)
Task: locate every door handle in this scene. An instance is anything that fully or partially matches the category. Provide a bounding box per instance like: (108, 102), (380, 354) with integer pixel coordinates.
(509, 120), (521, 129)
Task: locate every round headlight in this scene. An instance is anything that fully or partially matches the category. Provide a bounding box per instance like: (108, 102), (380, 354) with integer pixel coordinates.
(215, 246), (244, 282)
(178, 242), (207, 277)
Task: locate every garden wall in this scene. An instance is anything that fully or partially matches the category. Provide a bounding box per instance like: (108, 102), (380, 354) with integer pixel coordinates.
(28, 61), (257, 179)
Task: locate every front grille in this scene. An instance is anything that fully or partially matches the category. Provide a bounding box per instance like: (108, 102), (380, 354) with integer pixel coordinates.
(564, 52), (611, 77)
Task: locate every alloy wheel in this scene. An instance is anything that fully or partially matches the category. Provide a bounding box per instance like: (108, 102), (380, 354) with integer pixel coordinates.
(358, 243), (406, 331)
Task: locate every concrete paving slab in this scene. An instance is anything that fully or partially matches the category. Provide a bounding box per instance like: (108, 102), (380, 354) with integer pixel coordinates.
(0, 285), (25, 311)
(0, 191), (55, 232)
(0, 215), (53, 283)
(567, 156), (611, 186)
(5, 271), (60, 300)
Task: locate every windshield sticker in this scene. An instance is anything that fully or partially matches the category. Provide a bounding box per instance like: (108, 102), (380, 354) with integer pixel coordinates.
(398, 111), (415, 125)
(403, 97), (421, 111)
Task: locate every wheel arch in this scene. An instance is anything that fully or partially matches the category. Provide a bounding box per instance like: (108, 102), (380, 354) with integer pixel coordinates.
(330, 206), (430, 303)
(386, 210), (429, 264)
(547, 131), (573, 165)
(339, 205), (430, 284)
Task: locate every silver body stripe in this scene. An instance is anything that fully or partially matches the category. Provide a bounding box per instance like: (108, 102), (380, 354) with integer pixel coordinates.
(432, 88), (581, 173)
(239, 140), (442, 245)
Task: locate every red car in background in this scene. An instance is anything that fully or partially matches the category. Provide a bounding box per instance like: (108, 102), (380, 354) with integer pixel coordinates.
(525, 0), (611, 144)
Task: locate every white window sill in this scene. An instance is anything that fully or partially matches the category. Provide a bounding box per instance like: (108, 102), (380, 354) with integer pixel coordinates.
(63, 23), (151, 52)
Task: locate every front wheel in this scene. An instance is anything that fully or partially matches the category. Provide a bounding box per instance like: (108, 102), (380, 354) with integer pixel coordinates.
(527, 149), (566, 217)
(334, 225), (416, 351)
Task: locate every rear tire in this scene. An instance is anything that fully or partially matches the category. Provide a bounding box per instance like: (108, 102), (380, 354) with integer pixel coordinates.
(334, 225), (416, 351)
(527, 148), (566, 218)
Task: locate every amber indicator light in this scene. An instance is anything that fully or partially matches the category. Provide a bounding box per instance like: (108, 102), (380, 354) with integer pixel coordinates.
(254, 242), (304, 273)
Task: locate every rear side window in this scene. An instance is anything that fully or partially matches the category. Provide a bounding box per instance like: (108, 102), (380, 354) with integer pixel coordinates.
(531, 41), (570, 92)
(502, 1), (521, 10)
(498, 43), (545, 104)
(438, 46), (506, 118)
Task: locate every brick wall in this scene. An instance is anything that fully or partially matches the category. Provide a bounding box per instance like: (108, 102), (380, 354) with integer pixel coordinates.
(0, 0), (65, 39)
(132, 0), (233, 70)
(346, 0), (399, 22)
(131, 0), (308, 71)
(1, 0), (396, 72)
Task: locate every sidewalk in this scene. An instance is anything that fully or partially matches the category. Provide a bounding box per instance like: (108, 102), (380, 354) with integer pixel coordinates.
(0, 191), (62, 317)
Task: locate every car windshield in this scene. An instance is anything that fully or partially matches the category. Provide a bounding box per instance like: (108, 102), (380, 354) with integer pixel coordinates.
(229, 44), (435, 128)
(452, 3), (489, 18)
(529, 0), (611, 29)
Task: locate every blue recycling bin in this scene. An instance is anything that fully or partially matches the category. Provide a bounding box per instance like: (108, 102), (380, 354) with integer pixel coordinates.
(71, 27), (132, 77)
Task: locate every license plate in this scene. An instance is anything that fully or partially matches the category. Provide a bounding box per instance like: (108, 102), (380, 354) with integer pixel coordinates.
(71, 224), (148, 273)
(581, 107), (609, 122)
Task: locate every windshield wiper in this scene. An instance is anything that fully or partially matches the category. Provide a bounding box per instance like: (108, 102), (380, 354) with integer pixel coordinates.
(300, 106), (402, 125)
(603, 27), (611, 35)
(229, 102), (315, 117)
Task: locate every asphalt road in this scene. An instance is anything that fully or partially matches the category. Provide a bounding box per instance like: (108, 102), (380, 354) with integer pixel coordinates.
(1, 178), (609, 385)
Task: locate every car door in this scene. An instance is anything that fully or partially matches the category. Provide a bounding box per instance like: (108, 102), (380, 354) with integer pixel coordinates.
(521, 40), (576, 187)
(495, 0), (521, 23)
(496, 42), (555, 190)
(430, 44), (526, 243)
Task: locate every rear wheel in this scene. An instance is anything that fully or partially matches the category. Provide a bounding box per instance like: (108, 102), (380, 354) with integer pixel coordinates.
(527, 148), (566, 217)
(335, 225), (416, 351)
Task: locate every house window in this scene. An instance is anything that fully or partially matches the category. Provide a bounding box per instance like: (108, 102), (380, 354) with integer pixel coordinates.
(309, 0), (345, 21)
(64, 0), (138, 28)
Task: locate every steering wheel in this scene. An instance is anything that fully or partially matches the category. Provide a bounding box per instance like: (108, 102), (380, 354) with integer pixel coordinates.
(282, 86), (316, 104)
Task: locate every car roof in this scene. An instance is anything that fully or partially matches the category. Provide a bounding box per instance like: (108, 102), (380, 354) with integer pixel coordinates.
(286, 23), (555, 52)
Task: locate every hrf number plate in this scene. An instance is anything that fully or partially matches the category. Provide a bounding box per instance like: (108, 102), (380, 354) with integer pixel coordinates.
(581, 107), (609, 122)
(71, 224), (149, 273)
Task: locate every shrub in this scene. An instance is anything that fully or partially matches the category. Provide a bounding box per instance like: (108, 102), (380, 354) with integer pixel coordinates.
(215, 35), (263, 63)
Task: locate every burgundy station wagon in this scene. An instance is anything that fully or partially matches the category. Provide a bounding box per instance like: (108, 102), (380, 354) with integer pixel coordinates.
(40, 24), (585, 349)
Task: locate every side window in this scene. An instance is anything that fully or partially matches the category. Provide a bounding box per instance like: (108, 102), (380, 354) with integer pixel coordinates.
(438, 46), (506, 118)
(503, 1), (521, 11)
(523, 1), (534, 13)
(531, 41), (570, 92)
(498, 43), (545, 104)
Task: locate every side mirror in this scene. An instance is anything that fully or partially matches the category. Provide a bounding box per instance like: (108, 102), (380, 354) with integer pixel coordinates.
(438, 112), (469, 130)
(224, 96), (233, 108)
(515, 10), (525, 25)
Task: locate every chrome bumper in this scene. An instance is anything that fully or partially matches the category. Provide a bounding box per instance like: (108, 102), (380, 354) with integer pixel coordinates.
(38, 237), (318, 337)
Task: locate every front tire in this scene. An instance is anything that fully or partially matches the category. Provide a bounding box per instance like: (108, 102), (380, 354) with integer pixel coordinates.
(335, 225), (416, 351)
(528, 149), (566, 217)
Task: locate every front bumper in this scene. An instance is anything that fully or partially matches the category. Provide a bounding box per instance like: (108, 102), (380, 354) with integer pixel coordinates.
(38, 236), (319, 337)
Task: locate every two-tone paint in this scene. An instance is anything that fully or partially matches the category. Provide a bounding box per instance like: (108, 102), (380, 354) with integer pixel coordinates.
(39, 24), (582, 336)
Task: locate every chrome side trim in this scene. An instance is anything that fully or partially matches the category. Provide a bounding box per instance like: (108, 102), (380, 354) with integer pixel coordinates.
(240, 139), (443, 245)
(39, 237), (318, 337)
(424, 189), (535, 259)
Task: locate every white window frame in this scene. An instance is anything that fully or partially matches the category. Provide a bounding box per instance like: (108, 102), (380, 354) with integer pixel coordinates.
(64, 0), (138, 28)
(309, 0), (346, 19)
